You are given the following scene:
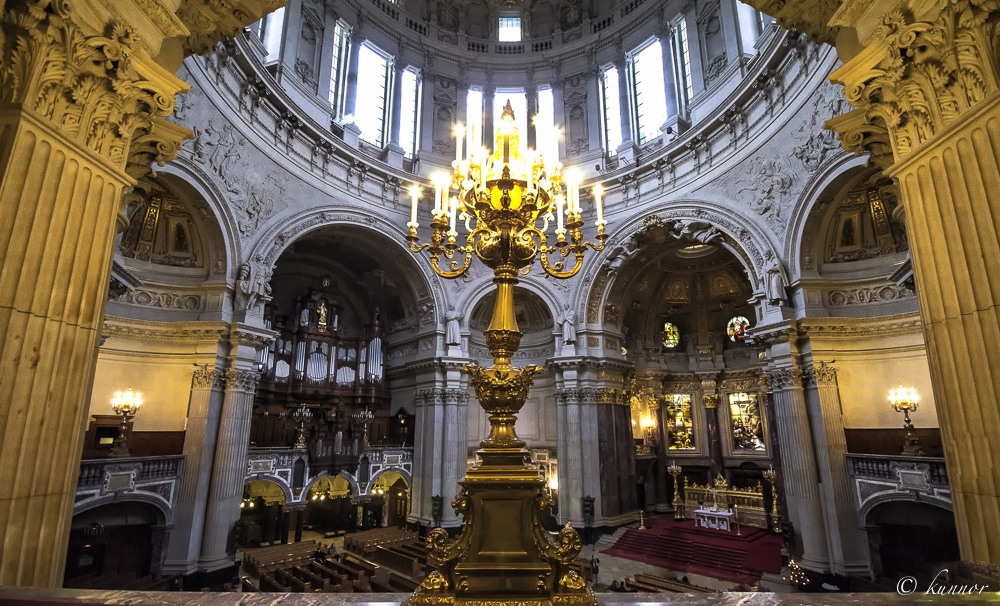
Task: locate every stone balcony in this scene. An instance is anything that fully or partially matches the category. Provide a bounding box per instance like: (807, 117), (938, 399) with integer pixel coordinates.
(75, 455), (185, 517)
(845, 453), (951, 522)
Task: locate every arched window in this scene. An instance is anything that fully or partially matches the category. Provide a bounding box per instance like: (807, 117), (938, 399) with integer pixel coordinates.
(662, 322), (680, 348)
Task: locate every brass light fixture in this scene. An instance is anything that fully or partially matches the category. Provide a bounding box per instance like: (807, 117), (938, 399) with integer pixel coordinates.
(406, 102), (605, 606)
(762, 465), (782, 534)
(667, 461), (683, 520)
(292, 404), (312, 449)
(110, 388), (142, 457)
(889, 385), (925, 456)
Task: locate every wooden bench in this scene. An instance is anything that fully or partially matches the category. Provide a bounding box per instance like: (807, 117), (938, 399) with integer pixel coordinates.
(633, 573), (716, 593)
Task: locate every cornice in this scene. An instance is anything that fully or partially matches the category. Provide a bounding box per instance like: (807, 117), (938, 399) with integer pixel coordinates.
(796, 313), (923, 340)
(103, 316), (229, 342)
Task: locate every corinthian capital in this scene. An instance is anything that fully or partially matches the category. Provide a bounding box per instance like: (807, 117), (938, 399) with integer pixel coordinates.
(765, 366), (804, 391)
(192, 366), (225, 390)
(0, 2), (190, 173)
(828, 3), (1000, 166)
(804, 362), (839, 387)
(225, 368), (261, 393)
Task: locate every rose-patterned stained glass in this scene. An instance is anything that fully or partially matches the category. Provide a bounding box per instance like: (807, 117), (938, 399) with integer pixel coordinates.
(665, 394), (695, 450)
(662, 322), (680, 348)
(729, 392), (766, 451)
(727, 316), (750, 342)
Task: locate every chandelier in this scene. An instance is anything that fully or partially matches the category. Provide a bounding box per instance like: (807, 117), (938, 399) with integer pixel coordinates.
(405, 102), (605, 606)
(110, 388), (142, 457)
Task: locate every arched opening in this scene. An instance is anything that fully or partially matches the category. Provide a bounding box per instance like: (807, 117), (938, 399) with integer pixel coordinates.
(306, 475), (357, 534)
(64, 501), (165, 588)
(237, 480), (289, 547)
(866, 501), (959, 584)
(371, 471), (409, 528)
(253, 224), (428, 473)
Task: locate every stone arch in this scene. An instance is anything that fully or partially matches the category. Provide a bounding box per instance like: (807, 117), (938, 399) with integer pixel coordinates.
(244, 476), (293, 504)
(159, 158), (244, 282)
(72, 493), (172, 527)
(369, 467), (412, 490)
(304, 470), (361, 498)
(457, 273), (564, 334)
(577, 202), (779, 327)
(782, 153), (869, 279)
(248, 209), (445, 326)
(859, 491), (954, 525)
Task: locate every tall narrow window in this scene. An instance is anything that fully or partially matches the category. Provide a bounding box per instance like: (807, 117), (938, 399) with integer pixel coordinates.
(631, 39), (668, 145)
(328, 20), (351, 116)
(498, 17), (522, 42)
(259, 6), (285, 62)
(398, 67), (421, 157)
(600, 65), (622, 155)
(493, 90), (527, 141)
(671, 16), (694, 110)
(466, 88), (484, 155)
(535, 86), (557, 164)
(354, 43), (392, 147)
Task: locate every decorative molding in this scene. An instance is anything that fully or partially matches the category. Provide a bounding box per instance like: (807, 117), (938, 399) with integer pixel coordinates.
(828, 3), (1000, 167)
(796, 313), (923, 340)
(765, 367), (804, 391)
(225, 369), (262, 393)
(804, 362), (838, 388)
(827, 284), (914, 307)
(102, 316), (228, 342)
(114, 289), (202, 310)
(192, 366), (225, 390)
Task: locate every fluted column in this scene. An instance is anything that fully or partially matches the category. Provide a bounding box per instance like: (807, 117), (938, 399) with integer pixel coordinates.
(766, 367), (830, 572)
(440, 388), (468, 527)
(803, 363), (868, 574)
(826, 1), (1000, 564)
(0, 2), (191, 587)
(556, 389), (585, 525)
(199, 369), (261, 570)
(163, 367), (225, 574)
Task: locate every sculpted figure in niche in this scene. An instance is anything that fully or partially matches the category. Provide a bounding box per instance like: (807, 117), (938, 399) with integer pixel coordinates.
(765, 259), (789, 305)
(237, 262), (273, 310)
(561, 305), (577, 344)
(446, 305), (463, 346)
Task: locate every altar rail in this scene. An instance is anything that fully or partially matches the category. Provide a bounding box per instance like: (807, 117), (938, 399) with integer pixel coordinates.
(677, 475), (769, 530)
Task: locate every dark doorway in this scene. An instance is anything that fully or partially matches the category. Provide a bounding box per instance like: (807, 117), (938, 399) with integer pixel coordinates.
(867, 501), (959, 584)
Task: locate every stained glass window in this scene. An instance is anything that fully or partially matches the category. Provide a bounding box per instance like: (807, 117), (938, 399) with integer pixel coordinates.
(665, 394), (695, 450)
(727, 316), (750, 342)
(662, 322), (680, 348)
(729, 392), (766, 451)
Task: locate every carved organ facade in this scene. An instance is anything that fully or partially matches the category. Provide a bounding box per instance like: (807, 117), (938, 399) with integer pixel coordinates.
(253, 284), (394, 472)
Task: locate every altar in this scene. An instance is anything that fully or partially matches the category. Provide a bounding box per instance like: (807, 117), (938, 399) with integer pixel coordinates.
(695, 508), (734, 532)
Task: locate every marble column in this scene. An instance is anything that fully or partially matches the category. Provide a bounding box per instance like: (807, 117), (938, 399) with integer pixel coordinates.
(826, 1), (1000, 564)
(526, 85), (539, 150)
(483, 89), (495, 148)
(0, 1), (189, 587)
(803, 363), (869, 574)
(766, 366), (830, 572)
(440, 388), (469, 527)
(163, 367), (225, 575)
(199, 369), (261, 571)
(556, 388), (584, 525)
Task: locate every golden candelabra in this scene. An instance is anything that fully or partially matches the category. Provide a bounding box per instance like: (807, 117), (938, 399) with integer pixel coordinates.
(406, 102), (605, 606)
(762, 465), (782, 534)
(889, 385), (925, 456)
(110, 388), (142, 457)
(667, 461), (683, 520)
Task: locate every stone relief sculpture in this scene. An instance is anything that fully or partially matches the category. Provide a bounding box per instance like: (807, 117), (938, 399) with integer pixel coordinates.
(237, 262), (273, 311)
(667, 219), (722, 244)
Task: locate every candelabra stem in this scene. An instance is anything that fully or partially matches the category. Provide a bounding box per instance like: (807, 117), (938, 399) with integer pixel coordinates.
(110, 413), (132, 457)
(901, 410), (925, 456)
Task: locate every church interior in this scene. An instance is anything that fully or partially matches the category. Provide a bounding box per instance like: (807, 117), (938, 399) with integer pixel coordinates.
(1, 0), (999, 602)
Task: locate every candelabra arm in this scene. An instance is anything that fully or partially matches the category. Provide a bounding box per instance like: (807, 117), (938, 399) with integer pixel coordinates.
(429, 247), (473, 278)
(539, 248), (585, 278)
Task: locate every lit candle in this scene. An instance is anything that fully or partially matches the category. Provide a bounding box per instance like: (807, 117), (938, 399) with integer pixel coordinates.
(556, 192), (565, 231)
(593, 184), (604, 224)
(433, 181), (442, 214)
(455, 123), (465, 163)
(408, 185), (420, 226)
(449, 197), (458, 234)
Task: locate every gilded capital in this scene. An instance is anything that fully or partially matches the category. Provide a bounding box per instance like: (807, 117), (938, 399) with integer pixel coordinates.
(828, 2), (1000, 167)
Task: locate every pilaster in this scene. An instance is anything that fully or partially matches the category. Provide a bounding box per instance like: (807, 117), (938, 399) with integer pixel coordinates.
(199, 368), (261, 571)
(766, 366), (830, 573)
(826, 1), (1000, 565)
(803, 363), (869, 575)
(0, 1), (191, 586)
(163, 366), (225, 575)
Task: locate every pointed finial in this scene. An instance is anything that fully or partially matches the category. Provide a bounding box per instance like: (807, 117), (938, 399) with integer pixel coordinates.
(502, 99), (515, 121)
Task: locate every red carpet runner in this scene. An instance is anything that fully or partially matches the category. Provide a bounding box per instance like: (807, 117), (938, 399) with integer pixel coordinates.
(602, 516), (783, 584)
